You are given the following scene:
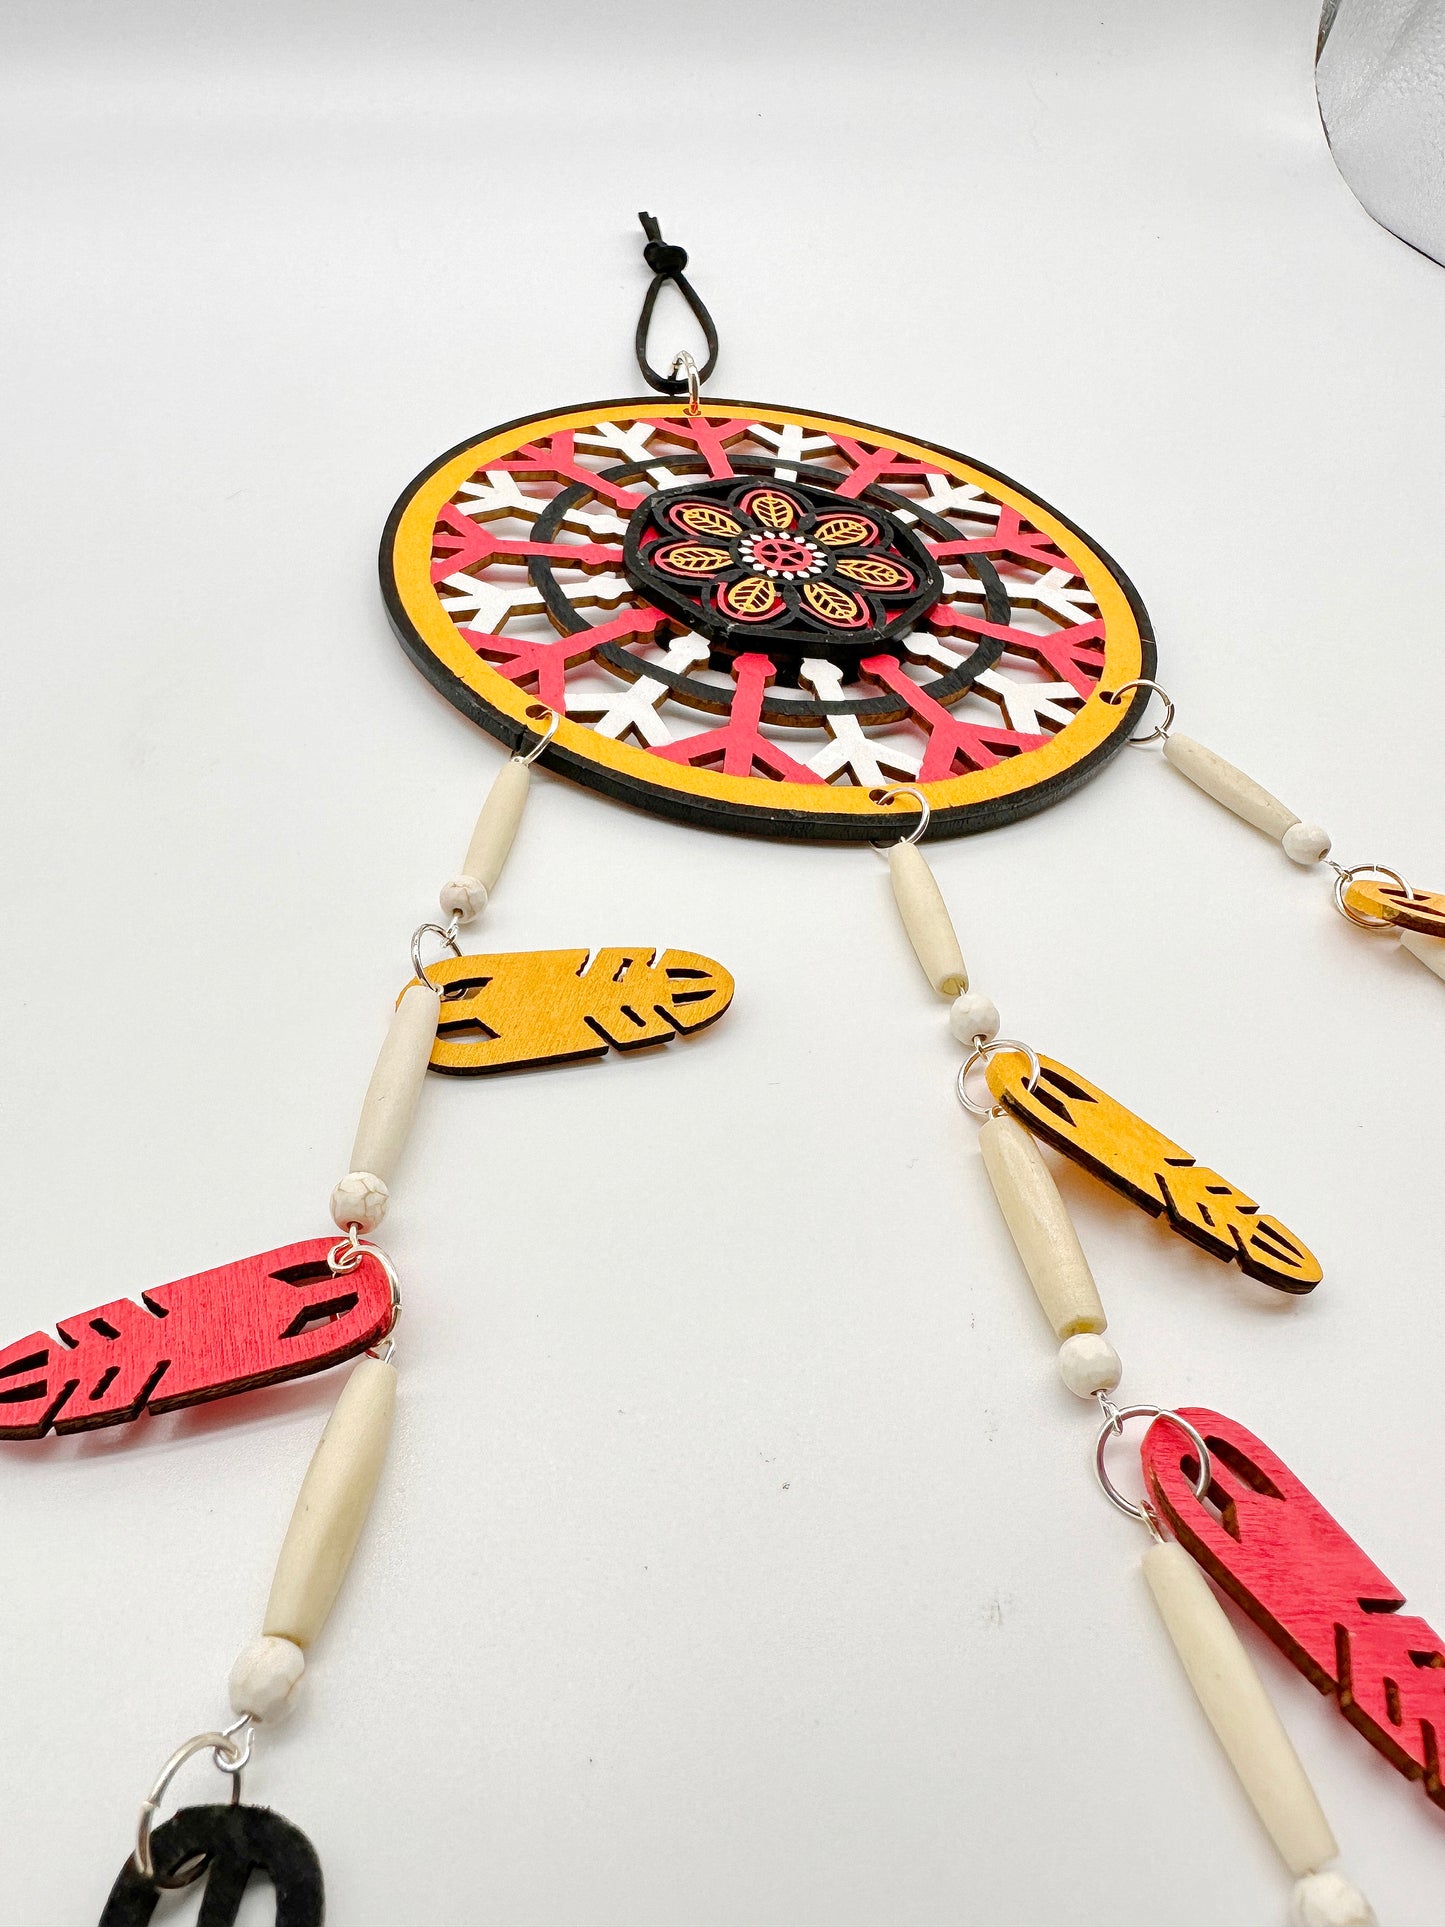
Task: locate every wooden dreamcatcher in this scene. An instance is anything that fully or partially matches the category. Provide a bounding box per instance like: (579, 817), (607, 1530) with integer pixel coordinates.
(381, 398), (1155, 840)
(22, 210), (1439, 1924)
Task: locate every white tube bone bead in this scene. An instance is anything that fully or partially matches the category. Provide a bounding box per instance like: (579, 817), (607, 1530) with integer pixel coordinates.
(263, 1357), (397, 1650)
(1401, 930), (1445, 982)
(329, 1170), (389, 1235)
(948, 990), (999, 1044)
(1142, 1540), (1337, 1878)
(977, 1113), (1106, 1337)
(228, 1635), (305, 1722)
(348, 983), (439, 1185)
(1289, 1870), (1377, 1927)
(458, 755), (531, 897)
(1162, 732), (1301, 843)
(1057, 1331), (1121, 1397)
(887, 842), (967, 996)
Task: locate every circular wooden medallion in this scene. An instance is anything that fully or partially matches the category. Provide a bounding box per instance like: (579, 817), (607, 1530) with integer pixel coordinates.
(380, 399), (1155, 841)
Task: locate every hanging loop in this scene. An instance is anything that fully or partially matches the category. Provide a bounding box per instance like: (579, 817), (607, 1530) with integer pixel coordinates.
(956, 1038), (1042, 1118)
(134, 1721), (250, 1886)
(410, 919), (462, 991)
(869, 783), (932, 850)
(1100, 677), (1175, 746)
(671, 351), (702, 417)
(635, 212), (720, 396)
(516, 704), (561, 767)
(1094, 1405), (1212, 1525)
(327, 1234), (402, 1358)
(1329, 862), (1416, 929)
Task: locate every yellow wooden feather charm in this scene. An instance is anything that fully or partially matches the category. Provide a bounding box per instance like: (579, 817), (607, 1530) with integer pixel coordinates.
(1341, 874), (1445, 938)
(404, 947), (734, 1075)
(984, 1050), (1321, 1293)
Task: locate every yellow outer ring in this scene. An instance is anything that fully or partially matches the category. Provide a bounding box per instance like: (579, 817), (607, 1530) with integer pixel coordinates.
(384, 398), (1151, 837)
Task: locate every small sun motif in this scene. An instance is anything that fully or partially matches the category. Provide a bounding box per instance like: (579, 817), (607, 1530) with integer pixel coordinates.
(624, 476), (943, 667)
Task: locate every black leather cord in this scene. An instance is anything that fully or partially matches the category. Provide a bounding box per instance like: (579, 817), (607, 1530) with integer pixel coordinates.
(634, 211), (719, 394)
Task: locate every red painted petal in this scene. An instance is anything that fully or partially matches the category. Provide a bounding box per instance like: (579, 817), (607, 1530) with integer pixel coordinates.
(739, 485), (805, 533)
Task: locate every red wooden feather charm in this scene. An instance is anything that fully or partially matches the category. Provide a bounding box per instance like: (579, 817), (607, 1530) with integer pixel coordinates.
(1143, 1406), (1445, 1808)
(0, 1239), (395, 1439)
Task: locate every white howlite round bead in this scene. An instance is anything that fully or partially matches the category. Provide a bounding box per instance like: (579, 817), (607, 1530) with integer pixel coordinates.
(330, 1170), (389, 1234)
(948, 991), (1000, 1045)
(440, 874), (488, 921)
(228, 1635), (305, 1722)
(1289, 1870), (1376, 1927)
(1282, 821), (1331, 866)
(1057, 1332), (1122, 1398)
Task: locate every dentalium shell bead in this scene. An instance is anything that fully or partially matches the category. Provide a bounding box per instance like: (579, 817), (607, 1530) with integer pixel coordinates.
(349, 983), (441, 1185)
(886, 842), (968, 997)
(1282, 822), (1331, 866)
(439, 874), (488, 922)
(1162, 733), (1300, 840)
(330, 1171), (389, 1234)
(461, 756), (531, 894)
(977, 1113), (1106, 1338)
(228, 1634), (305, 1721)
(948, 991), (1000, 1044)
(264, 1356), (398, 1650)
(1057, 1332), (1122, 1397)
(1289, 1871), (1377, 1927)
(1143, 1542), (1337, 1877)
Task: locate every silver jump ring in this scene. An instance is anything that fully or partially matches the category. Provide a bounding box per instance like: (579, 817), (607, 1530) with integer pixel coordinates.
(1331, 863), (1416, 929)
(411, 920), (462, 991)
(1100, 677), (1174, 746)
(516, 705), (562, 767)
(326, 1236), (403, 1352)
(670, 351), (701, 416)
(869, 783), (931, 852)
(1094, 1405), (1212, 1525)
(134, 1725), (249, 1885)
(956, 1038), (1041, 1118)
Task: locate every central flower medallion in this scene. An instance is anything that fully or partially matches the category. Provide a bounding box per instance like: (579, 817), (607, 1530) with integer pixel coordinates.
(623, 476), (944, 669)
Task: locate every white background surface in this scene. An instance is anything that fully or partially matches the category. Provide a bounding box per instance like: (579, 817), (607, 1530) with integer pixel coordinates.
(2, 3), (1443, 1922)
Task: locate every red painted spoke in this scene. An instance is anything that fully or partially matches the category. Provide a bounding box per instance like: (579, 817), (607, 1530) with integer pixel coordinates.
(642, 414), (755, 479)
(432, 502), (623, 582)
(651, 653), (824, 782)
(925, 507), (1078, 576)
(862, 654), (1049, 779)
(463, 605), (669, 711)
(830, 439), (943, 499)
(489, 431), (646, 511)
(929, 606), (1105, 698)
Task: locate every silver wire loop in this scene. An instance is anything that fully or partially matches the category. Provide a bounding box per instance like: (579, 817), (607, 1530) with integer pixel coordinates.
(411, 919), (462, 991)
(1100, 677), (1175, 746)
(516, 705), (562, 766)
(1329, 862), (1416, 929)
(327, 1236), (402, 1355)
(955, 1038), (1042, 1118)
(868, 783), (931, 852)
(329, 1221), (365, 1269)
(670, 350), (701, 416)
(134, 1722), (250, 1885)
(1094, 1405), (1212, 1525)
